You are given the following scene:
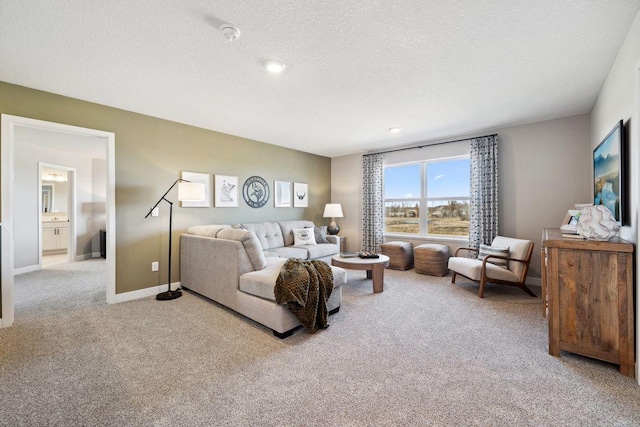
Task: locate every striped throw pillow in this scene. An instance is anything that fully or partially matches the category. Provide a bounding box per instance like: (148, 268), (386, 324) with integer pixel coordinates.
(477, 244), (510, 269)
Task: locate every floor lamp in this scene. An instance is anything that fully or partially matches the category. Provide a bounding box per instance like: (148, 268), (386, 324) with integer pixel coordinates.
(144, 179), (205, 300)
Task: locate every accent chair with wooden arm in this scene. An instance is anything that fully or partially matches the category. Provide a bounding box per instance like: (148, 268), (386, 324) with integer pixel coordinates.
(448, 236), (535, 298)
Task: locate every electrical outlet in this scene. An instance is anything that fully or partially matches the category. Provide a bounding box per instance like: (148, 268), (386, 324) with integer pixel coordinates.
(151, 207), (159, 217)
(151, 262), (159, 272)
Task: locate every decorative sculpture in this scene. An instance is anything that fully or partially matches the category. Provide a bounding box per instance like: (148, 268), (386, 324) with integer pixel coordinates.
(577, 205), (619, 241)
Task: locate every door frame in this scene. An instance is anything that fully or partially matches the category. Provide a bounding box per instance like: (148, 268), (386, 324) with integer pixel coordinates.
(1, 115), (116, 328)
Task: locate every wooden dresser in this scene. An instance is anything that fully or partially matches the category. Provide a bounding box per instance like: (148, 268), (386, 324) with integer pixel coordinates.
(542, 228), (635, 377)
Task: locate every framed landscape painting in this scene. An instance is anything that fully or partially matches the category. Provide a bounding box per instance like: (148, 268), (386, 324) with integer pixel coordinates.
(593, 120), (624, 224)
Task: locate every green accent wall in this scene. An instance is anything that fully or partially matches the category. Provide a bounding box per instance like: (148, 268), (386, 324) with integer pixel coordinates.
(0, 81), (332, 315)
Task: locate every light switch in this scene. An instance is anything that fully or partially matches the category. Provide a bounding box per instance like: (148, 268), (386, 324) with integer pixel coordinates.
(152, 207), (159, 217)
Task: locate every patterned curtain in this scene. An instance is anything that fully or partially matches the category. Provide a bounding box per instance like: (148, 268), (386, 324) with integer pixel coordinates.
(362, 153), (384, 253)
(469, 136), (499, 248)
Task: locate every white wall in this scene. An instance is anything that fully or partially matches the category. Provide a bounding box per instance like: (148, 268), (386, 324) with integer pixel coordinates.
(590, 10), (640, 244)
(331, 113), (591, 279)
(589, 8), (640, 382)
(14, 139), (102, 268)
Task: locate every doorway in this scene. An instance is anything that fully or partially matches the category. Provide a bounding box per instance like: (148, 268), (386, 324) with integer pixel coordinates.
(1, 115), (116, 328)
(39, 163), (74, 268)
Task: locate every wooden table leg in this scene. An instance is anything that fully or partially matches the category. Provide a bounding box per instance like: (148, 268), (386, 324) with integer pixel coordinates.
(371, 263), (384, 293)
(366, 270), (373, 279)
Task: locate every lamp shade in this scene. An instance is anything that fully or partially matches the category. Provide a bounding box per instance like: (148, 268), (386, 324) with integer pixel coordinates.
(323, 203), (343, 218)
(178, 182), (206, 202)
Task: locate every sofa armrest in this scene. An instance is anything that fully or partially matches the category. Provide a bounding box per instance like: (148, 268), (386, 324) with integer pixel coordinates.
(325, 235), (341, 252)
(180, 234), (252, 310)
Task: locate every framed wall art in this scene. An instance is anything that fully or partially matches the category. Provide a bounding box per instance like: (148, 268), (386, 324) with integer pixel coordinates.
(215, 175), (239, 207)
(243, 176), (270, 208)
(180, 171), (212, 207)
(274, 181), (291, 207)
(293, 182), (308, 207)
(593, 120), (625, 224)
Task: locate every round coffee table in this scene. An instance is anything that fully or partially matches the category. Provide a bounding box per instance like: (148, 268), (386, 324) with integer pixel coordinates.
(331, 254), (390, 293)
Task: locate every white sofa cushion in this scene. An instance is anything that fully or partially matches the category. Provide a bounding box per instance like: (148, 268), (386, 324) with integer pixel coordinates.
(269, 246), (309, 259)
(217, 229), (267, 271)
(186, 224), (231, 238)
(278, 220), (315, 246)
(301, 243), (339, 260)
(240, 222), (285, 250)
(240, 258), (346, 301)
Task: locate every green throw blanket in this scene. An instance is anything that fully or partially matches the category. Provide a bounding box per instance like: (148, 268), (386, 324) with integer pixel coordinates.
(275, 259), (334, 333)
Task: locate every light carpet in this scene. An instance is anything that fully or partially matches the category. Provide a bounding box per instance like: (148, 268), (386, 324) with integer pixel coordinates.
(1, 259), (639, 426)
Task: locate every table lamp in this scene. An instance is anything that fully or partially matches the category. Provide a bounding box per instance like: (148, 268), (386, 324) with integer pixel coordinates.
(323, 203), (344, 235)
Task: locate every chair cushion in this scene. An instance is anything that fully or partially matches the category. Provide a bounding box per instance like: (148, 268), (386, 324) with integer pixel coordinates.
(491, 236), (532, 278)
(477, 244), (509, 269)
(448, 257), (519, 282)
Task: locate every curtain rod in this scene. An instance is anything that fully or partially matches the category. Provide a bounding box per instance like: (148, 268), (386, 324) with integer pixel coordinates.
(363, 133), (497, 157)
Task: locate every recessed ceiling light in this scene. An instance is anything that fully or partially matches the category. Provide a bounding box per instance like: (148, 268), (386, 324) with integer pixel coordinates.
(264, 60), (286, 73)
(389, 127), (402, 133)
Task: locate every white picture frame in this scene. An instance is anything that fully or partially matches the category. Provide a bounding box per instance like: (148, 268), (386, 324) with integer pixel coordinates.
(293, 182), (308, 207)
(180, 171), (212, 207)
(274, 181), (291, 207)
(215, 175), (239, 207)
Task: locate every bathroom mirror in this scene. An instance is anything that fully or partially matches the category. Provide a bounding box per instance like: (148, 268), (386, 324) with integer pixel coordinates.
(42, 185), (53, 213)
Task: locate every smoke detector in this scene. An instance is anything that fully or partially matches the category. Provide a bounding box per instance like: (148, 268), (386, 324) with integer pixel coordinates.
(220, 25), (240, 42)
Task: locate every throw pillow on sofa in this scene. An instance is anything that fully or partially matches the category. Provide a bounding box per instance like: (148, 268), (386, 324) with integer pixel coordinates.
(293, 228), (317, 246)
(312, 226), (329, 243)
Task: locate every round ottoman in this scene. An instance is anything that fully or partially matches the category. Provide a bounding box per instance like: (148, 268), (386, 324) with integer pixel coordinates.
(381, 241), (414, 270)
(414, 244), (451, 276)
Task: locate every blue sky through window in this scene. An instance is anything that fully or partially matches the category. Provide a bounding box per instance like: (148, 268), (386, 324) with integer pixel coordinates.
(426, 158), (470, 198)
(384, 158), (470, 199)
(384, 163), (421, 198)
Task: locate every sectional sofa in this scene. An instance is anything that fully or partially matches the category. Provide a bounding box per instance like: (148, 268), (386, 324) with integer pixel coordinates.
(180, 220), (346, 338)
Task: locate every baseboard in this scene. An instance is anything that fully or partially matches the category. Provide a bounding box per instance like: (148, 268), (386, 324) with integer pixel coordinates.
(14, 265), (40, 275)
(75, 253), (100, 261)
(0, 317), (4, 329)
(111, 281), (182, 304)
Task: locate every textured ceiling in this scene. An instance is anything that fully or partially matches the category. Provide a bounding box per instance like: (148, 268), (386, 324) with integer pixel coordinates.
(1, 1), (639, 157)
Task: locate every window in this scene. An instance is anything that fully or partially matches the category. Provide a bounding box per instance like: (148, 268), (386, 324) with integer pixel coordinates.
(384, 157), (470, 238)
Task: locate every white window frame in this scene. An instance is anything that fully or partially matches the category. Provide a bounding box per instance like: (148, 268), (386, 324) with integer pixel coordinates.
(383, 155), (470, 240)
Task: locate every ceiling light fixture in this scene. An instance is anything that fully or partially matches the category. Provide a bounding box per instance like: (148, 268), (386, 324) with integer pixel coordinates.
(389, 127), (402, 133)
(44, 172), (67, 182)
(264, 60), (286, 73)
(220, 25), (241, 42)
